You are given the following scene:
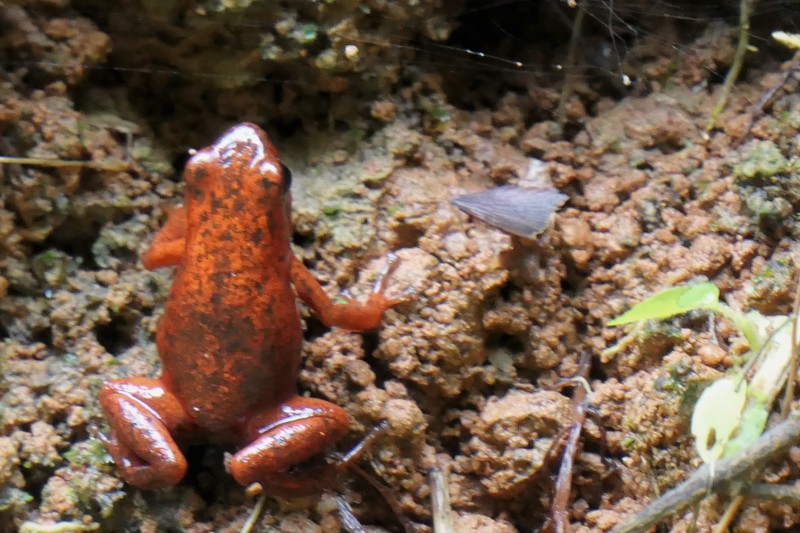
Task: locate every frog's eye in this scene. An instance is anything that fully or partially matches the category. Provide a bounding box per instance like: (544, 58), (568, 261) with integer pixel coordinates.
(280, 163), (292, 193)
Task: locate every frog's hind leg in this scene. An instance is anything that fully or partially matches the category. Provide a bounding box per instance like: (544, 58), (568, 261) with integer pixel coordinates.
(230, 396), (349, 495)
(99, 377), (193, 489)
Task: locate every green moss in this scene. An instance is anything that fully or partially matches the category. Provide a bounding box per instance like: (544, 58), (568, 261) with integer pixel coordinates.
(653, 359), (691, 393)
(742, 190), (792, 231)
(31, 249), (71, 287)
(678, 379), (705, 420)
(32, 250), (63, 269)
(0, 487), (33, 513)
(51, 459), (125, 520)
(330, 212), (371, 248)
(745, 257), (793, 312)
(322, 205), (342, 217)
(636, 322), (683, 360)
(733, 140), (789, 183)
(63, 440), (110, 468)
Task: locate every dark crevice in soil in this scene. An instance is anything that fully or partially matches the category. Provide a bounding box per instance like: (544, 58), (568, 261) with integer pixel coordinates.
(560, 270), (586, 297)
(361, 330), (380, 361)
(588, 359), (608, 382)
(485, 330), (526, 356)
(169, 150), (192, 180)
(291, 230), (314, 249)
(31, 325), (53, 347)
(361, 354), (393, 392)
(560, 122), (585, 142)
(391, 222), (425, 249)
(301, 315), (326, 343)
(438, 430), (463, 461)
(40, 226), (101, 271)
(94, 313), (138, 356)
(184, 446), (227, 506)
(515, 367), (544, 387)
(271, 115), (302, 138)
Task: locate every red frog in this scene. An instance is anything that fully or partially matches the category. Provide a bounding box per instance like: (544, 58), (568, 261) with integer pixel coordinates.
(100, 123), (402, 494)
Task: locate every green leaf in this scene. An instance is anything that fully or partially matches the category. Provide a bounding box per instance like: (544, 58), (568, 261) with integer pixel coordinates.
(608, 283), (720, 326)
(691, 375), (748, 464)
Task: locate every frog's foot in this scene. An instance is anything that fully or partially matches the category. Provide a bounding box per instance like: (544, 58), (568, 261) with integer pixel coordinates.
(370, 252), (416, 306)
(99, 378), (191, 489)
(231, 396), (349, 496)
(335, 252), (414, 330)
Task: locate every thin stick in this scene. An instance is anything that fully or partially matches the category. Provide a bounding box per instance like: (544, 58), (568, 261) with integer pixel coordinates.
(733, 51), (800, 146)
(430, 467), (455, 533)
(551, 350), (591, 532)
(780, 274), (800, 419)
(337, 421), (389, 470)
(712, 494), (744, 533)
(350, 464), (415, 533)
(610, 412), (800, 533)
(0, 155), (128, 171)
(740, 482), (800, 503)
(335, 494), (367, 533)
(706, 0), (756, 131)
(239, 493), (267, 533)
(556, 0), (586, 128)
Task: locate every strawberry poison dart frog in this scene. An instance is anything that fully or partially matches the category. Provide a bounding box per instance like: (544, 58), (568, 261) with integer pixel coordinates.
(100, 123), (401, 494)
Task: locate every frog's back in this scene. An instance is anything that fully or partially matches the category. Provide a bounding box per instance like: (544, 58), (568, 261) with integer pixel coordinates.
(158, 248), (302, 433)
(154, 122), (300, 433)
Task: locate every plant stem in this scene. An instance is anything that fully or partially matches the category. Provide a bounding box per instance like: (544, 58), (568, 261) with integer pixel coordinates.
(706, 0), (756, 131)
(708, 303), (759, 352)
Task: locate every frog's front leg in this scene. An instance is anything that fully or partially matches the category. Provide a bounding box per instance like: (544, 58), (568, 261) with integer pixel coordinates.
(99, 378), (193, 489)
(142, 205), (188, 270)
(290, 253), (408, 331)
(230, 396), (349, 495)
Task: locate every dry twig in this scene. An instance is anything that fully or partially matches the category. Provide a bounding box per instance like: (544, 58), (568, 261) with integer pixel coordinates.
(239, 493), (267, 533)
(350, 464), (416, 533)
(0, 155), (128, 171)
(706, 0), (756, 131)
(556, 0), (586, 128)
(547, 351), (592, 532)
(780, 273), (800, 418)
(430, 467), (455, 533)
(335, 495), (367, 533)
(732, 51), (800, 147)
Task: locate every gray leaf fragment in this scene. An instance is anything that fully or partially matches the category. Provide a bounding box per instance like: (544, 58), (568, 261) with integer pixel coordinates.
(451, 186), (567, 238)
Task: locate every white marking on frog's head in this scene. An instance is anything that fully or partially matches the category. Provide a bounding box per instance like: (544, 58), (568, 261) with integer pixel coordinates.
(192, 123), (270, 170)
(259, 159), (279, 175)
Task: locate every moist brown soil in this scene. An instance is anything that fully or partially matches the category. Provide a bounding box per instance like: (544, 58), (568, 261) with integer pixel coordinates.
(3, 1), (800, 532)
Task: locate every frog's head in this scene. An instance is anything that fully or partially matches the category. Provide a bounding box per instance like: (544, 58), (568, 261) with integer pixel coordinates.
(182, 123), (292, 223)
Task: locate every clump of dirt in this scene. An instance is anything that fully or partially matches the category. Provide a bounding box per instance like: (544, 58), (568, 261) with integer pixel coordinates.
(4, 1), (800, 532)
